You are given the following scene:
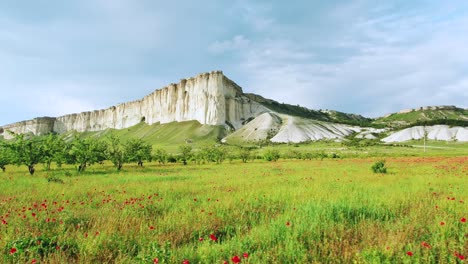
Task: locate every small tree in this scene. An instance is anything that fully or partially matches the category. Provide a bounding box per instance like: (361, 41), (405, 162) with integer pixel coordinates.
(41, 134), (66, 170)
(178, 145), (192, 165)
(69, 137), (106, 172)
(371, 160), (387, 174)
(154, 148), (168, 164)
(0, 142), (12, 172)
(239, 148), (251, 163)
(263, 149), (280, 162)
(125, 138), (152, 167)
(106, 134), (125, 170)
(10, 134), (43, 175)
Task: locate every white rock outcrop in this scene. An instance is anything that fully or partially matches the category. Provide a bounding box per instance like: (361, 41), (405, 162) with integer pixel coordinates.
(382, 125), (468, 142)
(1, 71), (268, 139)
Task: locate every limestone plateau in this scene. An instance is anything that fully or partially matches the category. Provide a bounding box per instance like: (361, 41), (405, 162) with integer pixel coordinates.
(1, 71), (467, 142)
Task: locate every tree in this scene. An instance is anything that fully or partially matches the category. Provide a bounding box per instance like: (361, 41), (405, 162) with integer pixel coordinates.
(69, 137), (107, 172)
(41, 134), (66, 170)
(154, 148), (168, 164)
(0, 142), (12, 172)
(178, 145), (192, 165)
(106, 134), (125, 170)
(263, 149), (280, 162)
(239, 148), (251, 163)
(10, 134), (43, 175)
(125, 138), (152, 167)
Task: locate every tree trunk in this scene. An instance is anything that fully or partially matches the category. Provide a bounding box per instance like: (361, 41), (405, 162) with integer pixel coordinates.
(117, 163), (122, 170)
(1, 166), (5, 172)
(28, 165), (35, 175)
(138, 161), (143, 167)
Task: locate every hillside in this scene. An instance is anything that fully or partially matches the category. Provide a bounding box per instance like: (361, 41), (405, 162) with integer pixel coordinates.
(64, 121), (225, 152)
(244, 93), (373, 126)
(374, 106), (468, 127)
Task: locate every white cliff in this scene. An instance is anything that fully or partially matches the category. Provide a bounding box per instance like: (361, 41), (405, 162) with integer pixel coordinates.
(1, 71), (268, 139)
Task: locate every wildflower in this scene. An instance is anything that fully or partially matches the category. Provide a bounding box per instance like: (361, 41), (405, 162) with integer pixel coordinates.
(210, 234), (218, 242)
(150, 226), (155, 230)
(421, 241), (431, 249)
(153, 258), (159, 263)
(198, 237), (204, 242)
(455, 252), (465, 260)
(461, 217), (466, 223)
(182, 259), (190, 264)
(440, 221), (445, 226)
(286, 221), (291, 226)
(231, 255), (241, 263)
(243, 252), (249, 259)
(10, 248), (17, 255)
(406, 251), (413, 256)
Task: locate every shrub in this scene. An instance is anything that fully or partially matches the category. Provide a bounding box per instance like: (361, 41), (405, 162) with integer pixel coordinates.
(371, 160), (387, 174)
(263, 149), (280, 162)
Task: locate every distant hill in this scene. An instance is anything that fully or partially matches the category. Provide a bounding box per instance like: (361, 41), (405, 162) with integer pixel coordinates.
(374, 106), (468, 128)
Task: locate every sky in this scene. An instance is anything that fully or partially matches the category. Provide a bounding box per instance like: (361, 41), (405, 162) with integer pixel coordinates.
(1, 0), (467, 125)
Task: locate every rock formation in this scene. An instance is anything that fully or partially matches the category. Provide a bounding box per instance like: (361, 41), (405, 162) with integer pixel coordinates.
(0, 71), (268, 139)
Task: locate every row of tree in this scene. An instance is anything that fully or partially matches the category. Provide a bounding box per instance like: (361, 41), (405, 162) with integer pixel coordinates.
(0, 134), (153, 175)
(0, 133), (347, 175)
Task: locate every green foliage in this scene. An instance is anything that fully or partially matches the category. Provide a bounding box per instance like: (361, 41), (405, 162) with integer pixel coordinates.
(199, 145), (228, 164)
(46, 175), (64, 184)
(371, 160), (387, 174)
(41, 134), (67, 170)
(9, 134), (43, 175)
(178, 145), (192, 165)
(239, 148), (252, 163)
(263, 149), (280, 162)
(0, 142), (12, 172)
(124, 138), (152, 167)
(154, 148), (168, 164)
(106, 134), (125, 170)
(69, 137), (108, 172)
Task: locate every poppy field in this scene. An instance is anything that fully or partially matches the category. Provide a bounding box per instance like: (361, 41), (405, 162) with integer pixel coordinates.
(0, 156), (467, 263)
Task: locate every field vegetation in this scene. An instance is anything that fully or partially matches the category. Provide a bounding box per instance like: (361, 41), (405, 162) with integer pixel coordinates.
(0, 132), (467, 263)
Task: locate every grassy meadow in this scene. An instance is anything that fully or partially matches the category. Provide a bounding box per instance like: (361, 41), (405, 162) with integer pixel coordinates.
(1, 146), (467, 263)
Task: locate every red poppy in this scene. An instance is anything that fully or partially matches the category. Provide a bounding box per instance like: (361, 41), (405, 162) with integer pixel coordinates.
(243, 253), (249, 259)
(440, 221), (445, 226)
(455, 252), (465, 260)
(231, 255), (241, 263)
(210, 234), (218, 242)
(461, 217), (467, 223)
(421, 241), (431, 249)
(406, 251), (413, 256)
(286, 221), (291, 226)
(198, 237), (204, 242)
(31, 259), (37, 264)
(182, 259), (190, 264)
(223, 261), (228, 264)
(153, 258), (159, 263)
(10, 248), (17, 255)
(150, 226), (155, 230)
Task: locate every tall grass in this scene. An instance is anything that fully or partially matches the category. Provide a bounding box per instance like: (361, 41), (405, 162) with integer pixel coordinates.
(0, 157), (466, 263)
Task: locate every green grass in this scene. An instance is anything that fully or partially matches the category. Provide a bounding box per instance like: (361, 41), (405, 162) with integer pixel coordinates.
(1, 154), (467, 263)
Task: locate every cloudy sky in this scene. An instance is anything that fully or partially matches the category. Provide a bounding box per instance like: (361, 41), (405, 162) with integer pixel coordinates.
(1, 0), (467, 125)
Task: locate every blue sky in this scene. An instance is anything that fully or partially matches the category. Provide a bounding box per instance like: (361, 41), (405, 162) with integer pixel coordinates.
(1, 0), (467, 125)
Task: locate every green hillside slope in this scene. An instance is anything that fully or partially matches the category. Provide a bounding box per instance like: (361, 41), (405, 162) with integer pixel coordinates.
(374, 107), (468, 127)
(66, 121), (225, 152)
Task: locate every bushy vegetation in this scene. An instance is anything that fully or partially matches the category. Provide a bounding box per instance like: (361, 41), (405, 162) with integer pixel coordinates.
(371, 160), (387, 174)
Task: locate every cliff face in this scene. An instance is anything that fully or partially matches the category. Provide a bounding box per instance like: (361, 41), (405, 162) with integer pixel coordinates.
(0, 71), (268, 139)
